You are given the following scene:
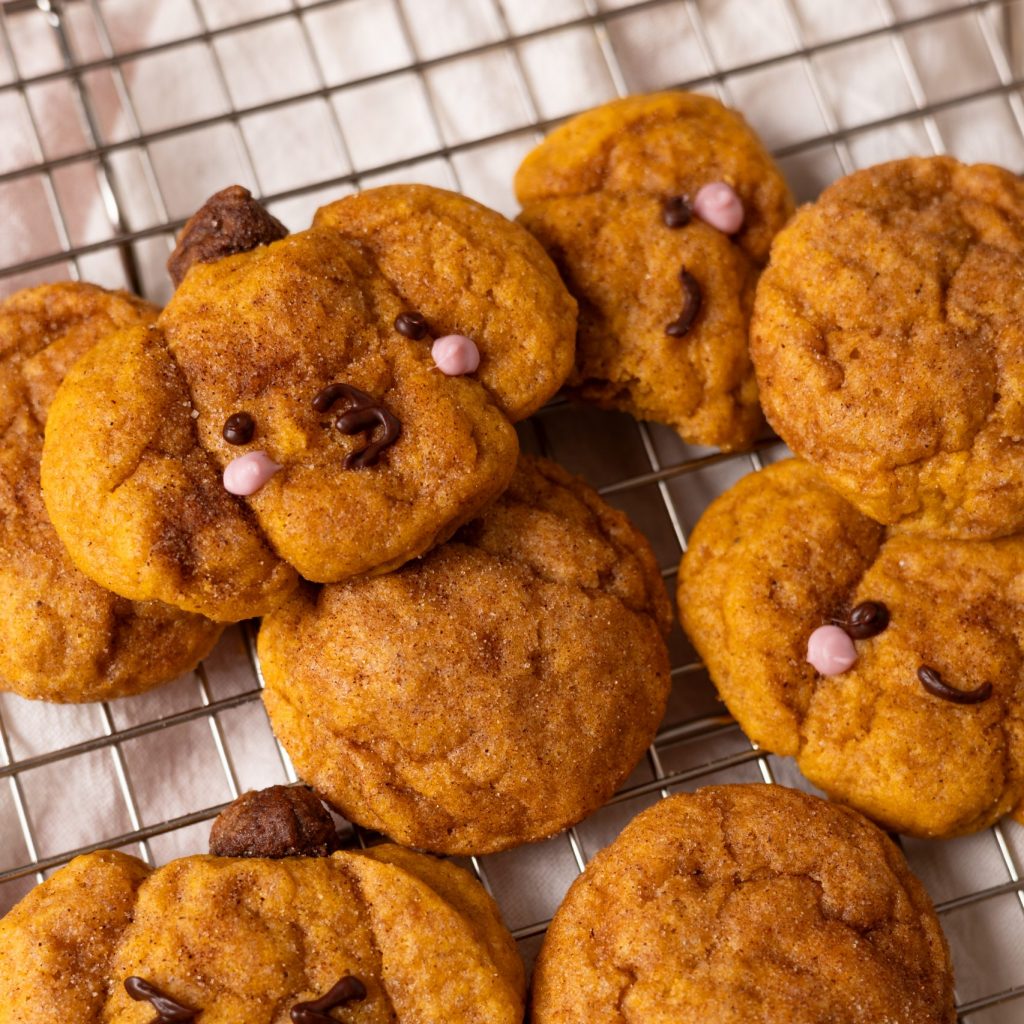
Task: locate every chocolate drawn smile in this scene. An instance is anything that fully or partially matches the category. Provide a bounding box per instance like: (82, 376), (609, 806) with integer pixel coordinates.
(312, 383), (402, 469)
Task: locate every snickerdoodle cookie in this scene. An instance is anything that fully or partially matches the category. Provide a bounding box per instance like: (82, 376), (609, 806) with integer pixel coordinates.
(752, 156), (1024, 538)
(0, 786), (524, 1023)
(259, 455), (672, 855)
(516, 91), (793, 450)
(679, 458), (1024, 838)
(42, 185), (576, 621)
(0, 282), (221, 702)
(532, 784), (955, 1024)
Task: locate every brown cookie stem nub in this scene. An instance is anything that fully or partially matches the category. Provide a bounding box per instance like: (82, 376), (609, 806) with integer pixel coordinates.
(209, 785), (338, 858)
(167, 185), (288, 287)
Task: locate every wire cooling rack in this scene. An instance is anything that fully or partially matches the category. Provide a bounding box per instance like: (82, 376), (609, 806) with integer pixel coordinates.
(1, 0), (1024, 1019)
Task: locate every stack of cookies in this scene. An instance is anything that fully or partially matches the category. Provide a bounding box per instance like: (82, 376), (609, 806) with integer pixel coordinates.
(682, 156), (1024, 843)
(5, 88), (1005, 1021)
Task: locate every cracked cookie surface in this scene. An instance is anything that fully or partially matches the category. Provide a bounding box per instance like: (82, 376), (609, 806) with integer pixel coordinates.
(0, 283), (222, 701)
(41, 185), (575, 621)
(752, 156), (1024, 539)
(515, 91), (793, 450)
(0, 791), (524, 1024)
(532, 784), (955, 1024)
(678, 458), (1024, 838)
(258, 455), (672, 855)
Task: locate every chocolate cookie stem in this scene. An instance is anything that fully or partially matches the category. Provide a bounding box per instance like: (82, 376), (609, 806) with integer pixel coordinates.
(167, 185), (288, 287)
(124, 977), (198, 1022)
(917, 665), (993, 705)
(291, 975), (368, 1024)
(209, 785), (337, 858)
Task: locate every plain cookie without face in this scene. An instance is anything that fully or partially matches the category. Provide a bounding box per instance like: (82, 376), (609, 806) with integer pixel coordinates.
(752, 156), (1024, 539)
(678, 459), (1024, 839)
(0, 283), (222, 702)
(0, 788), (524, 1024)
(41, 185), (576, 621)
(259, 455), (672, 855)
(516, 91), (794, 450)
(532, 785), (956, 1024)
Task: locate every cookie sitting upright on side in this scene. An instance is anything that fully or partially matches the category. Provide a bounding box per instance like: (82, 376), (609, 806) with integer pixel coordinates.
(678, 458), (1024, 839)
(0, 283), (222, 702)
(41, 185), (576, 621)
(0, 786), (525, 1024)
(532, 785), (955, 1024)
(516, 90), (794, 450)
(753, 156), (1024, 539)
(259, 455), (672, 855)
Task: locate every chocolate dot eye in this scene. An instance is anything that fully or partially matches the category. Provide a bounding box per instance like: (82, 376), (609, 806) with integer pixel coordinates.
(662, 195), (692, 228)
(223, 411), (255, 445)
(394, 311), (429, 340)
(846, 600), (890, 639)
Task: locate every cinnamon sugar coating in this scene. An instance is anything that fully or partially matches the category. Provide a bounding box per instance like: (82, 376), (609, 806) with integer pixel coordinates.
(753, 156), (1024, 538)
(516, 91), (793, 450)
(532, 785), (955, 1024)
(0, 283), (221, 701)
(679, 459), (1024, 838)
(259, 455), (672, 855)
(42, 185), (575, 620)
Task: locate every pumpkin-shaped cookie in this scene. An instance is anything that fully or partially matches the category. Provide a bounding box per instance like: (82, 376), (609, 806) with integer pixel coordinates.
(42, 185), (576, 621)
(0, 282), (221, 701)
(0, 786), (524, 1023)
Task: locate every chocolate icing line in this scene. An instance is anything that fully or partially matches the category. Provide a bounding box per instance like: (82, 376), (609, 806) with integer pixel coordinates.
(291, 975), (367, 1023)
(666, 269), (702, 338)
(918, 665), (993, 705)
(312, 382), (401, 469)
(124, 977), (198, 1022)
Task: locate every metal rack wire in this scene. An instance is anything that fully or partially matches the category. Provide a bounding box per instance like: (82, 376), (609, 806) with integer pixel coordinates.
(0, 0), (1023, 1019)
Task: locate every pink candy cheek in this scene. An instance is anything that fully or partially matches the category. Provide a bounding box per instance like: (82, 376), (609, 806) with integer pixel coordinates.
(432, 335), (481, 376)
(223, 451), (282, 496)
(806, 625), (858, 676)
(693, 183), (744, 235)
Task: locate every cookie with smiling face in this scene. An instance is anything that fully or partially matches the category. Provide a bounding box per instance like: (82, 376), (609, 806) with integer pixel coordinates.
(0, 283), (222, 702)
(752, 156), (1024, 539)
(516, 91), (794, 451)
(532, 784), (955, 1024)
(678, 458), (1024, 838)
(0, 786), (525, 1024)
(40, 185), (576, 622)
(258, 455), (672, 855)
